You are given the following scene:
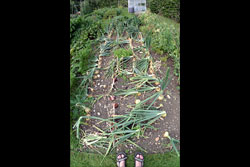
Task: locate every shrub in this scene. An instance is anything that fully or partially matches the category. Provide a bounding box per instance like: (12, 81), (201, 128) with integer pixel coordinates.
(103, 8), (122, 19)
(149, 0), (180, 22)
(70, 16), (82, 39)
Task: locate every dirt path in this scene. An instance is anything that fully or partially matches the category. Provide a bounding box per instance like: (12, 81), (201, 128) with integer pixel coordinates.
(80, 30), (180, 154)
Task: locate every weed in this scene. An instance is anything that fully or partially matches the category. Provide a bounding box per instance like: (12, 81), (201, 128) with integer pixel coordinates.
(160, 55), (168, 62)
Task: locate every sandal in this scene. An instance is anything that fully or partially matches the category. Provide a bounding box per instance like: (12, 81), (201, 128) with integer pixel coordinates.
(117, 152), (127, 167)
(134, 152), (144, 167)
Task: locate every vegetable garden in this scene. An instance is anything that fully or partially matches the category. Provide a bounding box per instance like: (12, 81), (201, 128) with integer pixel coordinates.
(70, 7), (180, 164)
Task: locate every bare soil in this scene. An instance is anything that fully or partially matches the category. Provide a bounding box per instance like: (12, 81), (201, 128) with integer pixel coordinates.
(80, 33), (180, 154)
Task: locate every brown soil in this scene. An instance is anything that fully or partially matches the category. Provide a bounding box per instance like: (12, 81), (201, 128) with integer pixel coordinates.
(80, 32), (180, 154)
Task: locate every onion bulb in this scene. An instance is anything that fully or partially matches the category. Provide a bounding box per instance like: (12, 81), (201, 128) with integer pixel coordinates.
(135, 99), (141, 104)
(109, 96), (116, 101)
(161, 111), (167, 118)
(149, 69), (153, 74)
(136, 85), (141, 89)
(158, 95), (164, 100)
(89, 88), (94, 92)
(155, 82), (160, 86)
(86, 114), (91, 121)
(163, 131), (170, 138)
(84, 107), (91, 113)
(113, 103), (118, 108)
(155, 87), (161, 92)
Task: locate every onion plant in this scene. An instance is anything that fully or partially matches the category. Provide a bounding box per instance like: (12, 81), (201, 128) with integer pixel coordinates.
(73, 67), (171, 158)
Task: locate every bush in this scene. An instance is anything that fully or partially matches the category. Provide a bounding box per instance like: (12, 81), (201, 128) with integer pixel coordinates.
(149, 0), (180, 22)
(103, 8), (121, 19)
(70, 16), (82, 39)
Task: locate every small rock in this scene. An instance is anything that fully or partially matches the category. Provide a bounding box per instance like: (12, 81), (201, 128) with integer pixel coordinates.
(97, 112), (100, 116)
(167, 95), (171, 99)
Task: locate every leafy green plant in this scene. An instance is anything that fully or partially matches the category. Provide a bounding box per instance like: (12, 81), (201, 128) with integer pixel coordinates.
(114, 48), (133, 59)
(149, 0), (180, 22)
(139, 10), (180, 83)
(70, 16), (82, 39)
(103, 8), (121, 19)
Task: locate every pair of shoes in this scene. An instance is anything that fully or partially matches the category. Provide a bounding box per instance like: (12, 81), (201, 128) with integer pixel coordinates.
(117, 152), (144, 167)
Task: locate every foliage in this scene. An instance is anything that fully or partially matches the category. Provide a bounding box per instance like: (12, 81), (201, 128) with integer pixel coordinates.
(74, 68), (171, 157)
(148, 0), (180, 22)
(139, 10), (180, 83)
(114, 48), (133, 59)
(70, 7), (180, 163)
(70, 40), (97, 124)
(103, 8), (121, 19)
(70, 7), (133, 124)
(70, 16), (82, 39)
(69, 0), (129, 15)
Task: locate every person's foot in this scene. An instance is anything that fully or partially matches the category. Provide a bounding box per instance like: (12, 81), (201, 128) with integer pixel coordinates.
(117, 153), (126, 167)
(135, 153), (144, 167)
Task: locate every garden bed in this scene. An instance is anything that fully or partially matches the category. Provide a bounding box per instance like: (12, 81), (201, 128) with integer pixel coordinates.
(70, 8), (180, 159)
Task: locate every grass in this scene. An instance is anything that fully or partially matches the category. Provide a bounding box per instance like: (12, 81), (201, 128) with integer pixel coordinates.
(71, 151), (180, 167)
(71, 130), (180, 167)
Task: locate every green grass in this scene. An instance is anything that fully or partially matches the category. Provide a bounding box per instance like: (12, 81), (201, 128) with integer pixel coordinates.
(71, 151), (180, 167)
(157, 15), (180, 32)
(71, 132), (179, 167)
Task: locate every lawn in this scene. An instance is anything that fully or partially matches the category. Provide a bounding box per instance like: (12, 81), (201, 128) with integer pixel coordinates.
(71, 151), (180, 167)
